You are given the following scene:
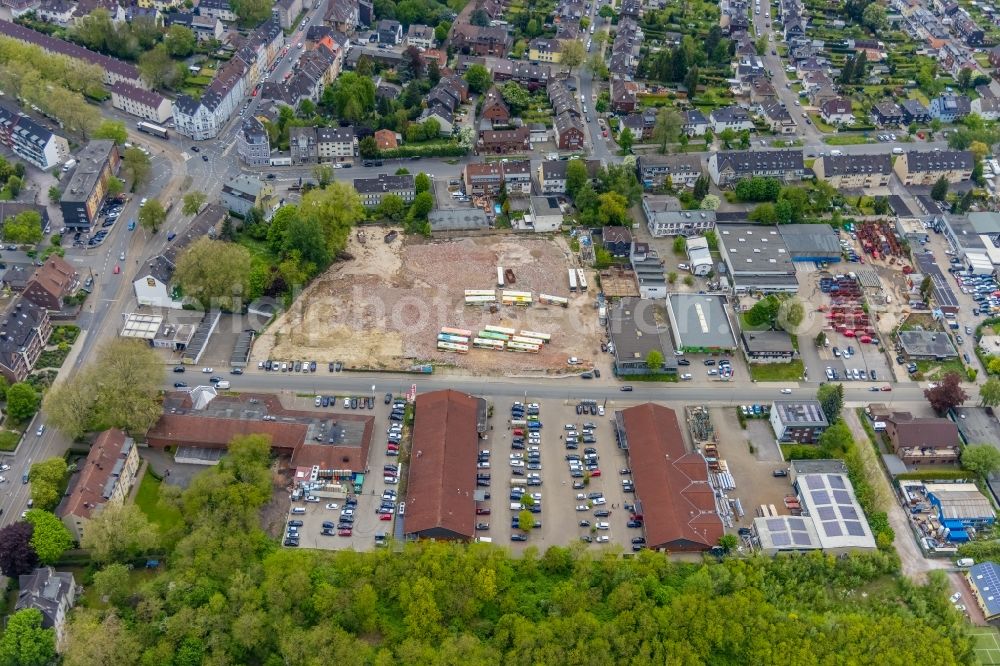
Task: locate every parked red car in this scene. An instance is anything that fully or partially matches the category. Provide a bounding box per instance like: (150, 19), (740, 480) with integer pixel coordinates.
(379, 514), (392, 521)
(590, 469), (601, 477)
(338, 529), (352, 536)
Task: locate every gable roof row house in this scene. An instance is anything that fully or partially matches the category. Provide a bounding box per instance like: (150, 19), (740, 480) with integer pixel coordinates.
(609, 18), (642, 77)
(0, 103), (70, 171)
(463, 159), (532, 196)
(708, 149), (805, 187)
(448, 23), (512, 57)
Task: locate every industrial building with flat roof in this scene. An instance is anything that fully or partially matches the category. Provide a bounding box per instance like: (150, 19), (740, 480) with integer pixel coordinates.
(897, 330), (958, 360)
(794, 470), (877, 553)
(404, 390), (486, 541)
(925, 483), (995, 533)
(607, 298), (677, 375)
(769, 400), (829, 443)
(968, 562), (1000, 620)
(778, 224), (842, 262)
(614, 403), (723, 551)
(717, 224), (798, 292)
(665, 293), (737, 353)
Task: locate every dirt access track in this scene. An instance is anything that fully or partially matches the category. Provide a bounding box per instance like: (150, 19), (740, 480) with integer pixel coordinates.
(253, 227), (604, 375)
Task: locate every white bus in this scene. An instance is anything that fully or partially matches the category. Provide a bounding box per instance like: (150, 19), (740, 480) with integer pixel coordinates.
(497, 266), (505, 288)
(568, 268), (577, 292)
(465, 295), (496, 305)
(438, 333), (470, 344)
(538, 294), (568, 308)
(483, 325), (517, 336)
(501, 290), (532, 306)
(464, 289), (496, 297)
(507, 341), (540, 353)
(473, 337), (506, 350)
(576, 269), (588, 291)
(441, 327), (473, 337)
(437, 341), (469, 353)
(519, 330), (552, 343)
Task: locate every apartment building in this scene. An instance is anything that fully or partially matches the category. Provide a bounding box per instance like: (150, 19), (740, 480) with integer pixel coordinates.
(354, 173), (416, 208)
(109, 82), (173, 124)
(0, 104), (69, 171)
(812, 154), (892, 188)
(893, 150), (974, 185)
(59, 140), (120, 229)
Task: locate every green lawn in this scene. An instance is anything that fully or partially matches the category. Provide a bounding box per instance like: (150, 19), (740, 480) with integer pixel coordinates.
(135, 471), (182, 534)
(823, 134), (872, 146)
(915, 358), (967, 381)
(749, 359), (805, 382)
(0, 430), (20, 451)
(971, 627), (1000, 665)
(809, 114), (836, 133)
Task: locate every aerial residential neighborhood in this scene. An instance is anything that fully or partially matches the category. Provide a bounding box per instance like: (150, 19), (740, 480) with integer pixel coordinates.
(0, 0), (991, 660)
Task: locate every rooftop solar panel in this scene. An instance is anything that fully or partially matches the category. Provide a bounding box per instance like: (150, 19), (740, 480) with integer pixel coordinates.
(845, 521), (866, 537)
(766, 518), (786, 531)
(788, 517), (807, 530)
(828, 475), (846, 489)
(822, 521), (843, 537)
(804, 475), (822, 489)
(811, 490), (830, 505)
(771, 533), (791, 546)
(833, 490), (852, 504)
(817, 506), (837, 521)
(792, 532), (813, 546)
(841, 506), (859, 521)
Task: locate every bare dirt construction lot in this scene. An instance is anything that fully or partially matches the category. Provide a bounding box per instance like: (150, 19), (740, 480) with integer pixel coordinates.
(254, 227), (603, 374)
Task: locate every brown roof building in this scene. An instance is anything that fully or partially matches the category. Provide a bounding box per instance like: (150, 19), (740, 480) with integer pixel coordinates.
(476, 126), (530, 154)
(480, 86), (511, 124)
(884, 412), (960, 466)
(59, 429), (140, 541)
(404, 390), (485, 541)
(616, 403), (723, 551)
(147, 392), (374, 475)
(22, 255), (78, 311)
(374, 128), (398, 150)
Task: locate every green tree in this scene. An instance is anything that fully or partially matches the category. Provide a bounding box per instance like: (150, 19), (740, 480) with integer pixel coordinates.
(673, 235), (686, 255)
(0, 608), (55, 666)
(174, 237), (252, 310)
(376, 194), (406, 221)
(597, 192), (630, 226)
(5, 382), (38, 422)
(313, 164), (334, 188)
(164, 24), (196, 57)
(48, 186), (61, 204)
(464, 64), (491, 94)
(962, 444), (1000, 477)
(138, 199), (166, 233)
(781, 298), (805, 329)
(359, 136), (378, 158)
(92, 120), (127, 144)
(517, 509), (535, 531)
(560, 40), (586, 74)
(653, 108), (682, 154)
(501, 82), (532, 114)
(24, 510), (73, 564)
(409, 191), (434, 221)
(744, 295), (780, 326)
(930, 176), (949, 201)
(693, 175), (709, 201)
(979, 378), (1000, 407)
(700, 194), (720, 211)
(749, 202), (778, 224)
(618, 127), (634, 154)
(667, 271), (677, 284)
(81, 503), (159, 564)
(182, 191), (207, 216)
(817, 382), (845, 423)
(138, 44), (181, 90)
(598, 4), (613, 17)
(231, 0), (272, 26)
(2, 210), (43, 244)
(683, 275), (695, 286)
(122, 147), (151, 190)
(28, 457), (67, 511)
(718, 533), (739, 554)
(91, 563), (132, 607)
(646, 350), (664, 370)
(862, 3), (888, 32)
(565, 159), (589, 198)
(105, 176), (125, 199)
(415, 172), (431, 194)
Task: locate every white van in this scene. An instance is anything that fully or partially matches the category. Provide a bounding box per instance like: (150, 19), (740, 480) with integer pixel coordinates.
(475, 537), (493, 543)
(291, 507), (306, 515)
(957, 558), (975, 567)
(216, 380), (230, 389)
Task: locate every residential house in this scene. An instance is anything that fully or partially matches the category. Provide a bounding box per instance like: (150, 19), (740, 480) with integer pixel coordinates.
(500, 159), (531, 194)
(610, 75), (638, 113)
(0, 299), (51, 383)
(272, 0), (302, 29)
(480, 86), (511, 124)
(893, 150), (974, 185)
(708, 149), (805, 187)
(899, 98), (931, 125)
(35, 0), (74, 25)
(643, 196), (716, 237)
(377, 19), (402, 44)
(554, 112), (585, 150)
(109, 82), (173, 124)
(477, 127), (530, 154)
(449, 24), (512, 57)
(374, 128), (398, 151)
(59, 139), (121, 229)
(603, 226), (633, 257)
(536, 159), (600, 194)
(528, 38), (561, 63)
(289, 126), (356, 163)
(820, 97), (854, 125)
(955, 10), (985, 46)
(709, 106), (754, 133)
(758, 102), (797, 134)
(220, 174), (274, 218)
(354, 173), (416, 208)
(419, 106), (454, 135)
(637, 154), (704, 190)
(991, 44), (1000, 69)
(524, 196), (563, 232)
(198, 0), (235, 21)
(463, 160), (530, 196)
(0, 104), (70, 171)
(741, 330), (796, 363)
(685, 235), (713, 276)
(972, 86), (1000, 121)
(406, 24), (434, 49)
(22, 256), (77, 311)
(929, 93), (971, 122)
(870, 99), (904, 126)
(165, 12), (224, 42)
(683, 109), (709, 136)
(749, 76), (778, 104)
(60, 428), (140, 541)
(800, 70), (833, 93)
(808, 83), (840, 108)
(884, 412), (960, 465)
(813, 154), (892, 188)
(325, 0), (358, 33)
(769, 400), (829, 443)
(621, 109), (657, 140)
(237, 116), (271, 166)
(16, 568), (76, 650)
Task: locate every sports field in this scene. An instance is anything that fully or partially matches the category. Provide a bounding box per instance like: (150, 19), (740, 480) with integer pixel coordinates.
(972, 627), (1000, 665)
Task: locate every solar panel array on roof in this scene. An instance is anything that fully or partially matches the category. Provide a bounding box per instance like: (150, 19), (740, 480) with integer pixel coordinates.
(845, 522), (867, 537)
(971, 562), (1000, 618)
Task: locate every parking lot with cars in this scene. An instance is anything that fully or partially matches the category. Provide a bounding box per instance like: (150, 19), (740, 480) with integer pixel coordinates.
(281, 392), (405, 552)
(474, 398), (645, 552)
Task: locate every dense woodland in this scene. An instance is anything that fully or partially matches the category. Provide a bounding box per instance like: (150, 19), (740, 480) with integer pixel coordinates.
(51, 436), (971, 665)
